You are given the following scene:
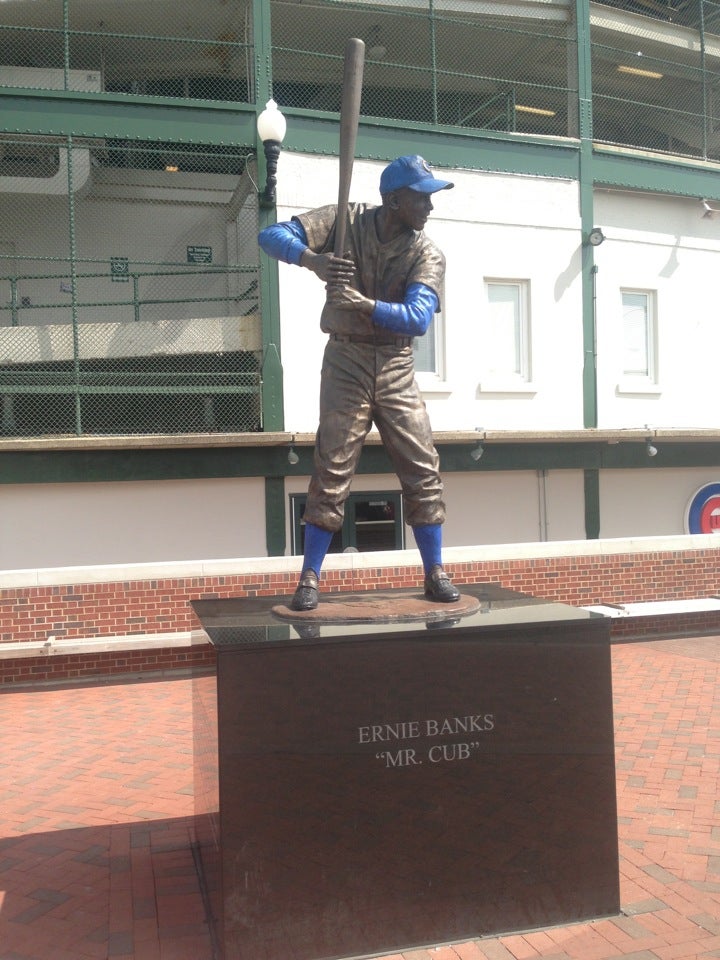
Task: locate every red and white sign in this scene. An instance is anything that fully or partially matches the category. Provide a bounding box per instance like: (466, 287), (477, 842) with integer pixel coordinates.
(685, 483), (720, 534)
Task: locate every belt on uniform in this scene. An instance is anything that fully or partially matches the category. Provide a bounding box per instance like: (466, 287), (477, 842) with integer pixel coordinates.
(329, 333), (413, 347)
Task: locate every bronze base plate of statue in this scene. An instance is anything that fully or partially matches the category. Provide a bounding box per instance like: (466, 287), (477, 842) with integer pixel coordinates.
(271, 589), (480, 623)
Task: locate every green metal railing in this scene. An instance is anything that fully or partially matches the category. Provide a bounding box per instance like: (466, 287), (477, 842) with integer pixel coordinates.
(1, 266), (259, 328)
(0, 263), (262, 436)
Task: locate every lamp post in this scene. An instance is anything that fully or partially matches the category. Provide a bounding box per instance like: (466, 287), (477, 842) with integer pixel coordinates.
(256, 99), (286, 437)
(256, 99), (286, 207)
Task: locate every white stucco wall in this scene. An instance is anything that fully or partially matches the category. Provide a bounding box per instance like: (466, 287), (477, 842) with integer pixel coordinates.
(284, 468), (587, 552)
(1, 477), (266, 569)
(443, 469), (587, 546)
(593, 191), (720, 429)
(275, 154), (585, 434)
(277, 155), (720, 437)
(1, 465), (715, 570)
(599, 467), (720, 538)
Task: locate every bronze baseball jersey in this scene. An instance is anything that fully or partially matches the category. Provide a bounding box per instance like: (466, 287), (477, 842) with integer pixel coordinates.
(296, 203), (446, 335)
(296, 203), (447, 533)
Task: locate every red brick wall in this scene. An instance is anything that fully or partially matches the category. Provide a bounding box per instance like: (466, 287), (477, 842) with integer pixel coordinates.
(1, 546), (719, 684)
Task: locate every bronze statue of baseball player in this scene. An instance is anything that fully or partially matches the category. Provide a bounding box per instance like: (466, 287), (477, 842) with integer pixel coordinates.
(259, 155), (459, 610)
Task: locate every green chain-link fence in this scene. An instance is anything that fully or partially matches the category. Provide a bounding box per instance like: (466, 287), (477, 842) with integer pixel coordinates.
(270, 0), (577, 137)
(4, 0), (719, 157)
(0, 137), (261, 436)
(0, 0), (254, 103)
(592, 0), (720, 160)
(269, 0), (720, 161)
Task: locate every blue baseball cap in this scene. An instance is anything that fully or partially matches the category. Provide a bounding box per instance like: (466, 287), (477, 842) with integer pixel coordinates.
(379, 155), (454, 196)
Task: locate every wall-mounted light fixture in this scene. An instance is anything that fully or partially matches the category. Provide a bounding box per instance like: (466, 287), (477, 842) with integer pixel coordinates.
(587, 227), (606, 247)
(287, 435), (299, 466)
(514, 104), (556, 117)
(256, 99), (287, 207)
(367, 25), (387, 60)
(701, 199), (719, 219)
(645, 426), (657, 457)
(470, 427), (485, 462)
(617, 64), (664, 80)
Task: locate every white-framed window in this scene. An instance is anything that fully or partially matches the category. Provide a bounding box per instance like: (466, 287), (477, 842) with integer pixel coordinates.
(413, 314), (438, 372)
(413, 285), (447, 389)
(479, 279), (534, 392)
(617, 288), (660, 394)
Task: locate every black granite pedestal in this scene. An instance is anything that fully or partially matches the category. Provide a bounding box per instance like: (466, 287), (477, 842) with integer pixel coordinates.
(191, 583), (619, 960)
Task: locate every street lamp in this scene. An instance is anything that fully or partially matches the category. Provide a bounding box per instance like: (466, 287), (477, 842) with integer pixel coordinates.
(256, 99), (287, 207)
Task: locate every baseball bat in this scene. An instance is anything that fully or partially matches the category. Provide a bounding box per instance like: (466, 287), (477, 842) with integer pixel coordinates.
(334, 37), (365, 258)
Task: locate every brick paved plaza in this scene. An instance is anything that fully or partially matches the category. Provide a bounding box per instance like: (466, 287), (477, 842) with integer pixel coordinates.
(0, 634), (718, 960)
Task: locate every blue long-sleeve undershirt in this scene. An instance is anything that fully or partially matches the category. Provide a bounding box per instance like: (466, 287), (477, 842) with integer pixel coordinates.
(257, 218), (308, 266)
(371, 283), (438, 336)
(257, 218), (439, 337)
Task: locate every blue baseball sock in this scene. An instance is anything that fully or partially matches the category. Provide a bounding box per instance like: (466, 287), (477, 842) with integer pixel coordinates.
(413, 523), (443, 575)
(302, 522), (334, 576)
